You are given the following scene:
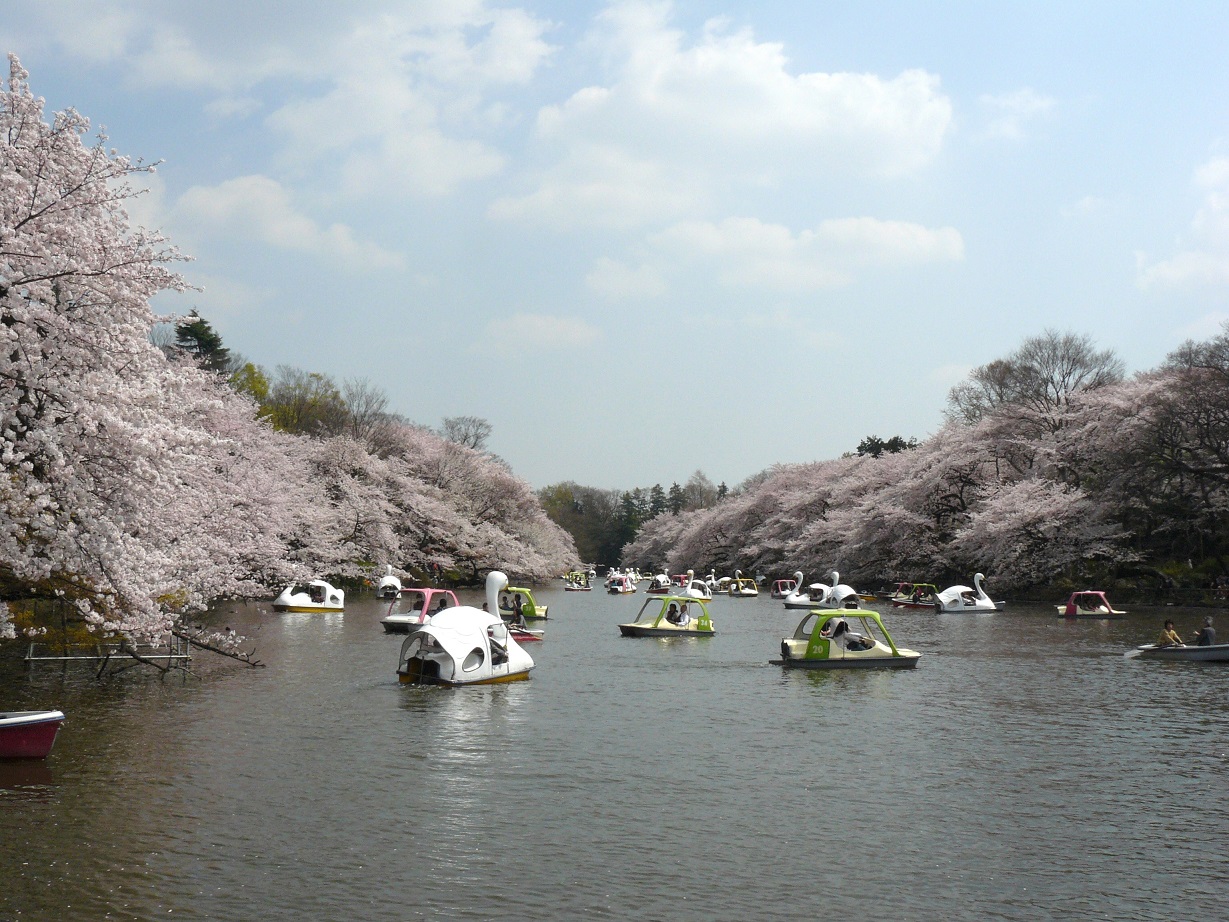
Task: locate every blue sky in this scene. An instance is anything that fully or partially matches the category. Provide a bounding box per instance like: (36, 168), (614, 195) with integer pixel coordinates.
(6, 1), (1229, 489)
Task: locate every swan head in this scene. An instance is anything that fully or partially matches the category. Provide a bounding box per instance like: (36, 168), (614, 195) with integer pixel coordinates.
(486, 570), (509, 611)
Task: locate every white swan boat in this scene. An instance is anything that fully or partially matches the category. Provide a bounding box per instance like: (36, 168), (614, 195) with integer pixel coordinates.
(934, 573), (1003, 612)
(783, 570), (861, 610)
(618, 595), (716, 637)
(772, 611), (920, 669)
(272, 579), (345, 612)
(396, 571), (534, 685)
(375, 565), (402, 599)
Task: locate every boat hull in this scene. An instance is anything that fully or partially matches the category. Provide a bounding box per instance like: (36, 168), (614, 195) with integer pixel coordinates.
(0, 711), (65, 759)
(1135, 644), (1229, 662)
(771, 655), (920, 670)
(618, 624), (715, 638)
(398, 669), (532, 686)
(273, 604), (344, 613)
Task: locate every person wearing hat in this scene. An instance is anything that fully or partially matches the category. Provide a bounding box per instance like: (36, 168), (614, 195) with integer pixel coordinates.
(1192, 616), (1216, 647)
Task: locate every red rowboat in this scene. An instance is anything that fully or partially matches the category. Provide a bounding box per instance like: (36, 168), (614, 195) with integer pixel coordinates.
(0, 710), (65, 759)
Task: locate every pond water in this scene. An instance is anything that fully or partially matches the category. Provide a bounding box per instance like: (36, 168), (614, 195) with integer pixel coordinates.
(2, 588), (1228, 920)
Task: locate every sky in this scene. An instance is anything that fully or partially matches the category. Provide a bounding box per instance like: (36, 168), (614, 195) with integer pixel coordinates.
(5, 1), (1229, 490)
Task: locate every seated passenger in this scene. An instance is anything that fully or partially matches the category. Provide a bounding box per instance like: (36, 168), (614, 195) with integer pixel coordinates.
(1155, 619), (1184, 647)
(666, 603), (682, 624)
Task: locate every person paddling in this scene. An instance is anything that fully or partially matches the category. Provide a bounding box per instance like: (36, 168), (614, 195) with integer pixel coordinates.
(1155, 619), (1184, 647)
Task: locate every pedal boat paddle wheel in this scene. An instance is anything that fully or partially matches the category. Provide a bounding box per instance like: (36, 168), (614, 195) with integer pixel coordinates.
(618, 595), (716, 638)
(397, 571), (534, 686)
(772, 610), (920, 669)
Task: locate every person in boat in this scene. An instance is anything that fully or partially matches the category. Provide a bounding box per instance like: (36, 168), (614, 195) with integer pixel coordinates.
(513, 594), (524, 618)
(1192, 616), (1216, 647)
(666, 603), (683, 624)
(411, 597), (425, 612)
(1155, 619), (1184, 647)
(432, 597), (449, 615)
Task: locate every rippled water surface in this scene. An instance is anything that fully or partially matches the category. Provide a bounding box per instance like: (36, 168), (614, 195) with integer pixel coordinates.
(3, 588), (1229, 920)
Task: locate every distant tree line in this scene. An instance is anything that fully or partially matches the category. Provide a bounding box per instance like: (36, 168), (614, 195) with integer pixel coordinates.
(624, 328), (1229, 595)
(539, 471), (729, 568)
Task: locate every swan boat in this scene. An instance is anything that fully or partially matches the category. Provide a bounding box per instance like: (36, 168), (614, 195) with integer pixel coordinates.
(618, 595), (716, 637)
(888, 583), (940, 610)
(770, 572), (801, 599)
(564, 571), (592, 591)
(679, 570), (713, 601)
(934, 574), (1003, 613)
(375, 565), (402, 600)
(1056, 591), (1125, 618)
(272, 579), (345, 612)
(381, 587), (461, 634)
(1130, 643), (1229, 662)
(607, 575), (636, 594)
(772, 611), (920, 670)
(0, 710), (66, 759)
(784, 571), (862, 610)
(728, 569), (759, 597)
(498, 584), (549, 621)
(397, 572), (534, 685)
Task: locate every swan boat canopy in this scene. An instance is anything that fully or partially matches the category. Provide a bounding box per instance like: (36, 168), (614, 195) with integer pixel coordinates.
(783, 571), (862, 610)
(380, 587), (461, 634)
(1056, 591), (1125, 618)
(935, 574), (1003, 613)
(772, 611), (920, 669)
(272, 579), (345, 612)
(607, 575), (637, 594)
(397, 572), (534, 685)
(770, 572), (801, 599)
(618, 595), (716, 637)
(498, 585), (549, 621)
(728, 570), (759, 597)
(375, 565), (402, 600)
(888, 583), (940, 610)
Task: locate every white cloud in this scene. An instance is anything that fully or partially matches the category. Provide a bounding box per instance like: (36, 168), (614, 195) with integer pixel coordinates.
(1172, 311), (1229, 340)
(979, 88), (1055, 140)
(488, 144), (704, 228)
(499, 0), (952, 229)
(485, 312), (600, 349)
(1138, 156), (1229, 289)
(262, 5), (554, 199)
(648, 216), (963, 292)
(1061, 195), (1106, 219)
(175, 175), (404, 270)
(585, 257), (667, 300)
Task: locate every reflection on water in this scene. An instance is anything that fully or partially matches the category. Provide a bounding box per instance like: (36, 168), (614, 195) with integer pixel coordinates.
(2, 591), (1229, 920)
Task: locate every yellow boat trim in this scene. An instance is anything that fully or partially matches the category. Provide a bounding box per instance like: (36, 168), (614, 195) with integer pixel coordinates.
(399, 670), (532, 686)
